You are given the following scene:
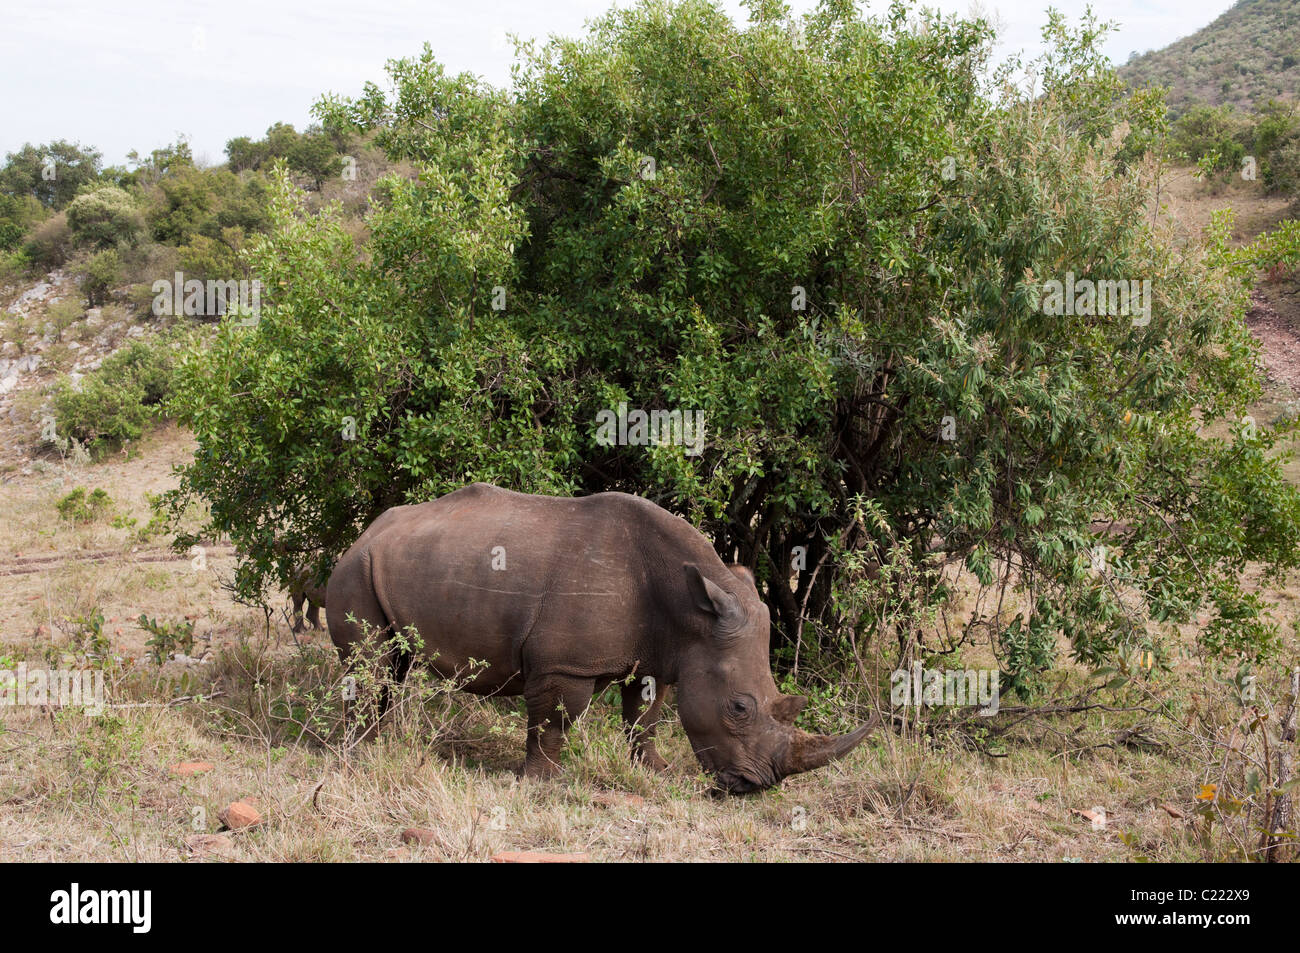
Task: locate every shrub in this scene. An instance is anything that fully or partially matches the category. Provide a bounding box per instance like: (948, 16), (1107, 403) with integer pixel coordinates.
(56, 487), (114, 523)
(176, 2), (1300, 689)
(111, 491), (169, 542)
(176, 230), (243, 284)
(80, 249), (121, 306)
(51, 333), (182, 452)
(0, 249), (29, 283)
(66, 186), (145, 249)
(1171, 103), (1251, 172)
(137, 614), (195, 665)
(147, 166), (215, 245)
(0, 194), (46, 251)
(1264, 139), (1300, 197)
(44, 298), (84, 341)
(23, 212), (73, 269)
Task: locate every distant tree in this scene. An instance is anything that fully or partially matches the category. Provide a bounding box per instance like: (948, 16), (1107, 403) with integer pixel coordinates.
(0, 140), (102, 209)
(288, 133), (343, 189)
(264, 123), (301, 163)
(225, 135), (268, 172)
(224, 123), (342, 189)
(124, 140), (194, 187)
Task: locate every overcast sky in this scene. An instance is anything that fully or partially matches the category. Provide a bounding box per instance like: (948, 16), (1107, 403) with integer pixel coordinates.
(1, 0), (1235, 167)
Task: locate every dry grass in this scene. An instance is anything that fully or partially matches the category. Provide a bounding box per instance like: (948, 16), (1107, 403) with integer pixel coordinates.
(2, 594), (1288, 862)
(0, 649), (1217, 862)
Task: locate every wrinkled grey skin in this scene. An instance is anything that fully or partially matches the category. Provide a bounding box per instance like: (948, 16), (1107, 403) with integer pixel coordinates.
(327, 483), (874, 792)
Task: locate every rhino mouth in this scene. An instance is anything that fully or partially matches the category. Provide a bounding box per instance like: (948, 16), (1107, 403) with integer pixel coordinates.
(715, 766), (774, 795)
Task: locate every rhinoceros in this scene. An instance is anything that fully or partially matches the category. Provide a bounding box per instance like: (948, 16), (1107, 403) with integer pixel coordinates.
(326, 483), (875, 792)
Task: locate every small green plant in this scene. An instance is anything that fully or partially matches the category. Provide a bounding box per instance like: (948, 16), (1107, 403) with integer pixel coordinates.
(138, 614), (195, 665)
(110, 492), (169, 542)
(138, 491), (169, 541)
(44, 298), (83, 342)
(66, 608), (111, 659)
(65, 711), (147, 808)
(55, 487), (114, 523)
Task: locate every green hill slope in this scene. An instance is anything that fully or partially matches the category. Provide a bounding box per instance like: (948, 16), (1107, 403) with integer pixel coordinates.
(1119, 0), (1300, 115)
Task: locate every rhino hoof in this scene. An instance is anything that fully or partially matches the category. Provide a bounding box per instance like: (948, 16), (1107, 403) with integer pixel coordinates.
(634, 751), (669, 772)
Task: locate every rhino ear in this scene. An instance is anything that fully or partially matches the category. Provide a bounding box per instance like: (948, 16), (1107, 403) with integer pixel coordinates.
(771, 694), (807, 726)
(684, 563), (740, 620)
(726, 563), (758, 592)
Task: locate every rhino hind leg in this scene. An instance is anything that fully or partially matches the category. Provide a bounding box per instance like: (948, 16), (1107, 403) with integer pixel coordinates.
(522, 675), (596, 779)
(305, 599), (322, 630)
(291, 592), (307, 634)
(326, 556), (411, 743)
(621, 679), (669, 772)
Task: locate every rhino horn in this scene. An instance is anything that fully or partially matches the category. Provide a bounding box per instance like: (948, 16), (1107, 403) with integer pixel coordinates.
(780, 714), (879, 776)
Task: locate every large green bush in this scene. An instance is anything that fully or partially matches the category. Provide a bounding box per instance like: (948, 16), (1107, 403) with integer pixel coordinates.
(66, 186), (145, 249)
(1170, 103), (1251, 172)
(170, 0), (1300, 690)
(52, 333), (181, 452)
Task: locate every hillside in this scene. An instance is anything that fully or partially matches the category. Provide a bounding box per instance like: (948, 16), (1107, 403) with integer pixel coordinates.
(1120, 0), (1300, 115)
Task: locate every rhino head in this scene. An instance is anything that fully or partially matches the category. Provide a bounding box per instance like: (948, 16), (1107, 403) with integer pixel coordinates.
(674, 563), (876, 794)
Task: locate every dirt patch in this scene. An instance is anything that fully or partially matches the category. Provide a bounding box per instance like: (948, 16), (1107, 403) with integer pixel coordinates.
(1158, 168), (1295, 240)
(1247, 289), (1300, 394)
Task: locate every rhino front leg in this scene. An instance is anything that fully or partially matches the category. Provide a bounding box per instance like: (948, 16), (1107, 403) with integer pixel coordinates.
(523, 675), (595, 779)
(621, 679), (669, 772)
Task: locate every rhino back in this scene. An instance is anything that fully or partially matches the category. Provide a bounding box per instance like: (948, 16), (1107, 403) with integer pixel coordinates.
(352, 484), (700, 690)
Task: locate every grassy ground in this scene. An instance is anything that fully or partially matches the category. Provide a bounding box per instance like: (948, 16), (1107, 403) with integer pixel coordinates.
(0, 629), (1232, 862)
(1, 171), (1297, 863)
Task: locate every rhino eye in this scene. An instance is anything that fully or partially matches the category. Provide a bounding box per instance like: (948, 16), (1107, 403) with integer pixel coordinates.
(728, 696), (752, 718)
